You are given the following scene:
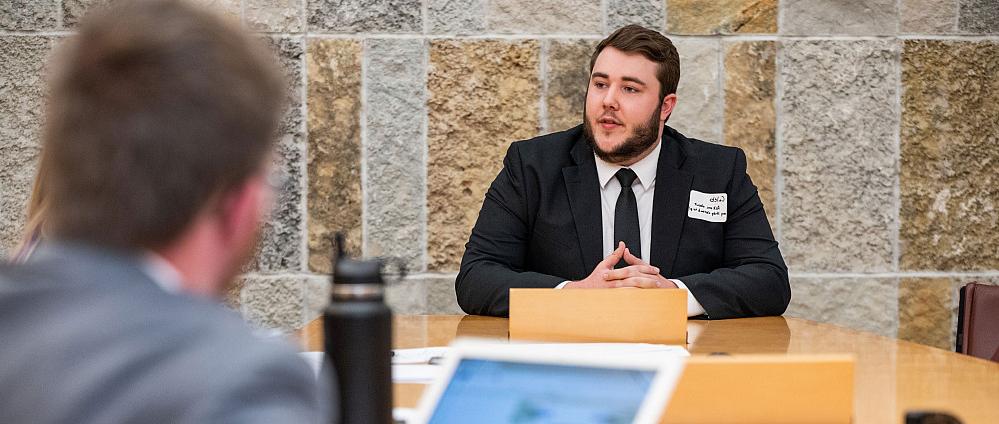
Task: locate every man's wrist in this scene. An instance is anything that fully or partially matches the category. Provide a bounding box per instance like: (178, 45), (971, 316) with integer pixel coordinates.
(555, 280), (572, 289)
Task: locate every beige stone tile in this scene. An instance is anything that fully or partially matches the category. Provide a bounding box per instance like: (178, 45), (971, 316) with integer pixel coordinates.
(426, 39), (540, 271)
(724, 41), (777, 230)
(667, 0), (776, 34)
(900, 40), (999, 271)
(898, 278), (954, 349)
(306, 39), (363, 273)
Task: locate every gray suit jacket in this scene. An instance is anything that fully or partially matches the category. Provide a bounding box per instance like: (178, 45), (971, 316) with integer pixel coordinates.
(0, 243), (329, 424)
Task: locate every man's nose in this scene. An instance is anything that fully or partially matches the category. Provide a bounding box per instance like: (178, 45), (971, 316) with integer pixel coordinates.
(602, 87), (619, 110)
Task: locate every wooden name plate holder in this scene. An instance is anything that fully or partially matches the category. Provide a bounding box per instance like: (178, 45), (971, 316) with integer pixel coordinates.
(509, 288), (687, 345)
(663, 354), (855, 424)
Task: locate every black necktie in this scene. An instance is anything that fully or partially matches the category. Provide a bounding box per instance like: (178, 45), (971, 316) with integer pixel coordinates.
(614, 168), (641, 269)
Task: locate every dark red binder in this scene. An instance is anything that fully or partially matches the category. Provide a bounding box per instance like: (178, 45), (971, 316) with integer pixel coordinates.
(956, 283), (999, 362)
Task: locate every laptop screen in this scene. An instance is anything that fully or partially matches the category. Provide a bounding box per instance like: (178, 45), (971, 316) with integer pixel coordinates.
(427, 358), (656, 424)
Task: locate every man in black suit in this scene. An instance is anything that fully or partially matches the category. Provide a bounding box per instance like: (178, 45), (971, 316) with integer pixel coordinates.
(456, 24), (790, 319)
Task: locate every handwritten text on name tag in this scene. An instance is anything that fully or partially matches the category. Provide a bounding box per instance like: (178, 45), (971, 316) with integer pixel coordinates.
(688, 190), (727, 222)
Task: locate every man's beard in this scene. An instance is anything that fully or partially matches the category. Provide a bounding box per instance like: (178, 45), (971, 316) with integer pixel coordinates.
(583, 104), (663, 164)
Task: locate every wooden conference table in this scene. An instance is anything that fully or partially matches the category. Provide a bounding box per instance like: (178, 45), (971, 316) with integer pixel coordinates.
(298, 315), (999, 423)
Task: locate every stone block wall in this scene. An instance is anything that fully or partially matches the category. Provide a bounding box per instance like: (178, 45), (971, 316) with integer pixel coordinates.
(2, 0), (997, 348)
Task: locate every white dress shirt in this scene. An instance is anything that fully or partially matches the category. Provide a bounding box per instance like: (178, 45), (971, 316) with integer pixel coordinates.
(142, 252), (184, 294)
(556, 141), (707, 317)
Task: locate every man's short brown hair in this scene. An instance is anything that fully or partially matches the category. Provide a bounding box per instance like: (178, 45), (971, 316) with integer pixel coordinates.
(590, 24), (680, 101)
(42, 0), (285, 250)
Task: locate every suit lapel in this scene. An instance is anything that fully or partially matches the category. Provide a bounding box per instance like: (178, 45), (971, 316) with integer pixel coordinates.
(563, 137), (603, 272)
(651, 128), (693, 276)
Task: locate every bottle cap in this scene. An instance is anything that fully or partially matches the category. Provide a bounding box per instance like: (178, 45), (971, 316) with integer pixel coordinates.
(331, 232), (384, 285)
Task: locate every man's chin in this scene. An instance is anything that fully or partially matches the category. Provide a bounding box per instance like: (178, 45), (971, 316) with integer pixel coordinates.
(593, 136), (624, 154)
(593, 140), (630, 160)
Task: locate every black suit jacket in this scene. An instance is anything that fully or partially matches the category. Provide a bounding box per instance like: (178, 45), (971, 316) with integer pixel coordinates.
(456, 125), (790, 318)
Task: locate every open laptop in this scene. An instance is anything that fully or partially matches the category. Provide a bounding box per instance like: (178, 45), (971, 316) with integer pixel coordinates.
(408, 340), (686, 424)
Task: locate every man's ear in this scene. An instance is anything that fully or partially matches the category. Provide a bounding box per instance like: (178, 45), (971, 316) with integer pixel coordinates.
(215, 175), (268, 244)
(660, 93), (678, 123)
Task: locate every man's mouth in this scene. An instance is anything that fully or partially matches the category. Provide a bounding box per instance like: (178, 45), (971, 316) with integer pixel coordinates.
(598, 116), (622, 130)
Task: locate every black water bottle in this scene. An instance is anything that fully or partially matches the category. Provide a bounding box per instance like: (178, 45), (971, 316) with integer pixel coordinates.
(324, 233), (392, 424)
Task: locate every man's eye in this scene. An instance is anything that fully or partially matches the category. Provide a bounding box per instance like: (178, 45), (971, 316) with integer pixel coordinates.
(593, 81), (607, 88)
(624, 86), (638, 93)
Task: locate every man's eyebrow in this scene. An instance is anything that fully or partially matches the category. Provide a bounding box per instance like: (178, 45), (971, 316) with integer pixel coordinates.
(589, 72), (647, 86)
(622, 76), (647, 86)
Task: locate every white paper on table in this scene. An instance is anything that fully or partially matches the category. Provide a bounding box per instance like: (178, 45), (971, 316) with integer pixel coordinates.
(392, 364), (444, 383)
(393, 408), (416, 423)
(305, 342), (688, 384)
(299, 352), (444, 383)
(392, 347), (451, 365)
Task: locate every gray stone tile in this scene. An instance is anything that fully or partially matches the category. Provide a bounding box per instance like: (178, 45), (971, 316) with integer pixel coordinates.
(900, 0), (958, 34)
(303, 275), (330, 324)
(959, 0), (999, 33)
(785, 277), (899, 338)
(609, 0), (665, 32)
(780, 40), (898, 272)
(670, 38), (722, 143)
(364, 39), (427, 273)
(63, 0), (240, 28)
(245, 0), (304, 32)
(191, 0), (242, 20)
(251, 36), (305, 272)
(487, 0), (601, 33)
(224, 278), (245, 310)
(0, 0), (57, 30)
(545, 39), (597, 133)
(425, 276), (463, 314)
(386, 277), (429, 314)
(240, 275), (307, 332)
(62, 0), (110, 28)
(307, 0), (422, 32)
(0, 37), (54, 255)
(428, 0), (487, 34)
(781, 0), (898, 35)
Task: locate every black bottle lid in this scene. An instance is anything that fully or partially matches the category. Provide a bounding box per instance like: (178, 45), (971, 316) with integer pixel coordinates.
(331, 233), (384, 285)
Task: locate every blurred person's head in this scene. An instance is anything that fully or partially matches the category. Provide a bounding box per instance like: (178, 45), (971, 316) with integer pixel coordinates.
(584, 25), (680, 166)
(41, 0), (285, 296)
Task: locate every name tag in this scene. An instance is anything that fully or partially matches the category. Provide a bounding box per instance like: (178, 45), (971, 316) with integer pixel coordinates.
(688, 190), (727, 222)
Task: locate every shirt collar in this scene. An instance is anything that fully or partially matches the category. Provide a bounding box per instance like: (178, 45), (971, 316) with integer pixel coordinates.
(594, 140), (661, 190)
(141, 252), (184, 294)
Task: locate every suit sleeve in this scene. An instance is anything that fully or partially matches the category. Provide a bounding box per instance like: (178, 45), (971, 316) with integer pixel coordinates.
(456, 143), (565, 317)
(202, 346), (329, 424)
(677, 149), (791, 319)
